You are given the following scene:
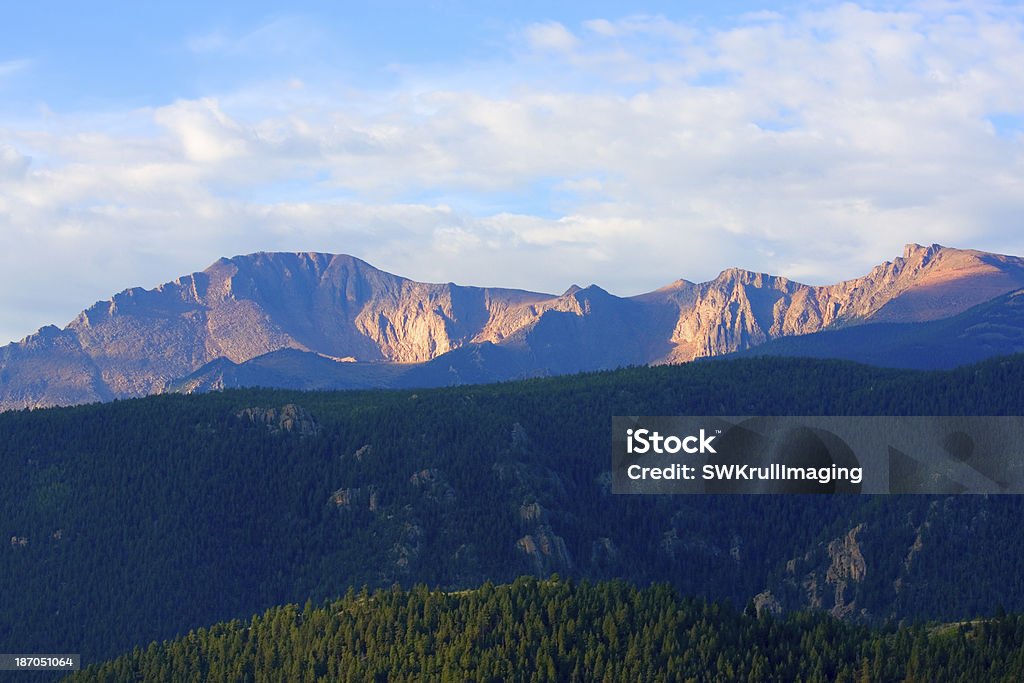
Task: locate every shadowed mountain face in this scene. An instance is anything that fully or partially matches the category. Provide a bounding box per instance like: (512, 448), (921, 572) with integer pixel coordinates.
(738, 288), (1024, 370)
(3, 244), (1024, 409)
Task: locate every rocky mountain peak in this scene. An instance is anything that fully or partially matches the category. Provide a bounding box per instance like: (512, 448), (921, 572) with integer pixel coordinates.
(902, 242), (943, 262)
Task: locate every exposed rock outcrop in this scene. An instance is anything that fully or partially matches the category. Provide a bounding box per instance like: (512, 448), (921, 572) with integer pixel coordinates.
(235, 404), (320, 436)
(771, 523), (870, 620)
(826, 524), (867, 619)
(752, 590), (783, 616)
(331, 486), (380, 512)
(409, 468), (456, 503)
(516, 525), (573, 575)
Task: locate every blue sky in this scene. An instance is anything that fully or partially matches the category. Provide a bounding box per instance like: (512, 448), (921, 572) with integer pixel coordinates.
(1, 1), (1023, 343)
(1, 1), (773, 111)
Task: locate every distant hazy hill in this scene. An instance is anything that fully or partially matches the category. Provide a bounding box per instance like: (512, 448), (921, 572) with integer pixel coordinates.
(4, 243), (1024, 408)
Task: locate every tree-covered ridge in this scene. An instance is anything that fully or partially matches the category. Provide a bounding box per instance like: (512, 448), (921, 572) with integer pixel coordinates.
(5, 355), (1024, 663)
(67, 577), (1024, 683)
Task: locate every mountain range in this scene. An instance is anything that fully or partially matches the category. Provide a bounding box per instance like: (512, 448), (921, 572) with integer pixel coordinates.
(3, 242), (1024, 410)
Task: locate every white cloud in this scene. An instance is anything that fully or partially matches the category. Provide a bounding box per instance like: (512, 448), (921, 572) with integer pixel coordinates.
(1, 3), (1024, 343)
(583, 19), (618, 37)
(524, 21), (579, 52)
(154, 98), (250, 163)
(0, 145), (30, 179)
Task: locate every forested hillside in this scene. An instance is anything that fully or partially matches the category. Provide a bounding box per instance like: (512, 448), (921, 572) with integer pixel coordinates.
(4, 355), (1024, 664)
(67, 578), (1024, 683)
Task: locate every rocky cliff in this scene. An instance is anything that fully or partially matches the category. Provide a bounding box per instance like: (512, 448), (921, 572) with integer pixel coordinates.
(647, 243), (1024, 361)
